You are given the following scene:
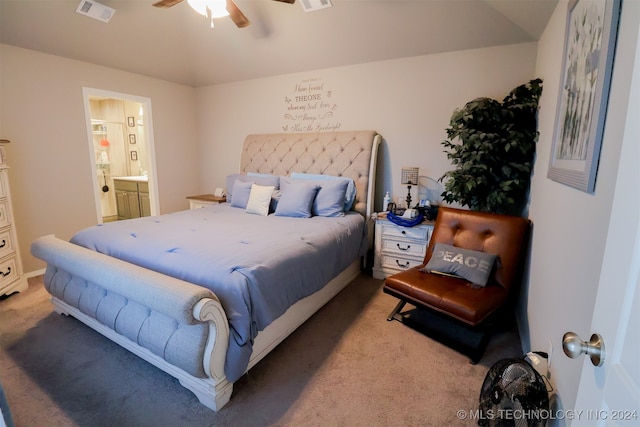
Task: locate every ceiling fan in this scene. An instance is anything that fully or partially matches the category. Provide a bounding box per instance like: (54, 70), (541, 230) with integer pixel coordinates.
(153, 0), (295, 28)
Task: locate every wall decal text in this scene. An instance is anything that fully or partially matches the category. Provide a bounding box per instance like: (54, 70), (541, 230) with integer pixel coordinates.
(282, 78), (341, 132)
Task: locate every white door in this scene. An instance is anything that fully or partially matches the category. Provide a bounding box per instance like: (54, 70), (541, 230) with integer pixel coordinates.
(571, 11), (640, 425)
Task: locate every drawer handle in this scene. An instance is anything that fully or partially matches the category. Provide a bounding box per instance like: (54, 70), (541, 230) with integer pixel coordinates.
(395, 260), (410, 268)
(0, 266), (10, 277)
(396, 243), (411, 251)
(401, 230), (406, 235)
(0, 239), (5, 249)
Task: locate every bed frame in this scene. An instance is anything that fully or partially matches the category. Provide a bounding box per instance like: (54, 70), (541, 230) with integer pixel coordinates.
(31, 130), (381, 411)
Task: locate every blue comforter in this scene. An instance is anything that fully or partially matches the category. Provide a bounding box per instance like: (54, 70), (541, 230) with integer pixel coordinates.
(70, 203), (366, 381)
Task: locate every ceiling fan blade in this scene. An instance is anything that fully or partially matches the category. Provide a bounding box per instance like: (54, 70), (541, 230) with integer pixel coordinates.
(226, 0), (250, 28)
(152, 0), (184, 8)
(272, 0), (296, 3)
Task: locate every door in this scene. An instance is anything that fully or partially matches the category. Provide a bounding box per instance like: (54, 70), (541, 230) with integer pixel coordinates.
(83, 87), (160, 223)
(572, 15), (640, 424)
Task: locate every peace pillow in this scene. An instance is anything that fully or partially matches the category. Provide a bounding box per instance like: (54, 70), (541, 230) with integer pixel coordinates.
(421, 243), (497, 287)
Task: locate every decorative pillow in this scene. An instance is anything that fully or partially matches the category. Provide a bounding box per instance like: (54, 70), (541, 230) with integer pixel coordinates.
(290, 172), (356, 211)
(245, 184), (275, 216)
(313, 179), (349, 217)
(421, 243), (497, 287)
(247, 172), (275, 178)
(283, 177), (348, 217)
(230, 180), (253, 209)
(269, 188), (282, 213)
(225, 173), (280, 202)
(274, 182), (320, 218)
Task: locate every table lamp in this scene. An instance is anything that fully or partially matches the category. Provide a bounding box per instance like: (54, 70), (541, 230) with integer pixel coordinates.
(401, 167), (419, 208)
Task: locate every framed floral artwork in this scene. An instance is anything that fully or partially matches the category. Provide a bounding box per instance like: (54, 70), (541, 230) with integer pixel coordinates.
(547, 0), (621, 193)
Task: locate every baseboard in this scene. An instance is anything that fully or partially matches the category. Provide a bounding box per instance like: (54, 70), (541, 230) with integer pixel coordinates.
(24, 268), (46, 279)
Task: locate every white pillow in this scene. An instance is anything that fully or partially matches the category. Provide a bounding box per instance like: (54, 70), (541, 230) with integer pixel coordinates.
(245, 184), (275, 216)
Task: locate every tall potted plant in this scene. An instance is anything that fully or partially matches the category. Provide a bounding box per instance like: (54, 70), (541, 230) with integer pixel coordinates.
(439, 78), (543, 216)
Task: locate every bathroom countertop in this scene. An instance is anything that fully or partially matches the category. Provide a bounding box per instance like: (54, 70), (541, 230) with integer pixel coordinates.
(113, 175), (148, 182)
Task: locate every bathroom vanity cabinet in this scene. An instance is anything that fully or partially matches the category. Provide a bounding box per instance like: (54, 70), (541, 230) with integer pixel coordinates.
(114, 177), (151, 220)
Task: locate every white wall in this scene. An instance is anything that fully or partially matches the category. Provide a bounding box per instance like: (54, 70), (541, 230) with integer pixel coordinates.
(526, 0), (638, 415)
(195, 43), (538, 210)
(0, 44), (200, 272)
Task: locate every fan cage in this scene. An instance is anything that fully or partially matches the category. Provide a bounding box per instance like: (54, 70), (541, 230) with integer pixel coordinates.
(478, 358), (550, 427)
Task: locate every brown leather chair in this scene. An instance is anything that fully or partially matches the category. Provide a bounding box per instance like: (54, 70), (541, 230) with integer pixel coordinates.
(383, 206), (531, 363)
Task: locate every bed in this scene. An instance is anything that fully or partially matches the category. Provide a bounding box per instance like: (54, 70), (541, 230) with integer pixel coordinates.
(30, 130), (381, 411)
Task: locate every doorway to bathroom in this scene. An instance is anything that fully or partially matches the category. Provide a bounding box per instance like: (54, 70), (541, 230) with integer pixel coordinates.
(83, 87), (160, 224)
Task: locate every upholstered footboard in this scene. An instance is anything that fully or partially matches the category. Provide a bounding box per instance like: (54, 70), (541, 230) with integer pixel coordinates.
(31, 234), (362, 412)
(30, 235), (233, 411)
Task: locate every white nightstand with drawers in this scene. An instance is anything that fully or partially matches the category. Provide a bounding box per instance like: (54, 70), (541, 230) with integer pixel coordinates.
(186, 194), (226, 210)
(372, 212), (434, 280)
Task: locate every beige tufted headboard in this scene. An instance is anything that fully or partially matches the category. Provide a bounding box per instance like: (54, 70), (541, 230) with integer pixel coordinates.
(240, 131), (381, 217)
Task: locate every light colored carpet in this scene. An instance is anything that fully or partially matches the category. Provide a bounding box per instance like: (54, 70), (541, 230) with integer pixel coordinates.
(0, 274), (523, 427)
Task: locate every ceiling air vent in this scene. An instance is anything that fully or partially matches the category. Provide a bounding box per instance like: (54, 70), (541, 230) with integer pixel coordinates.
(76, 0), (116, 23)
(300, 0), (332, 13)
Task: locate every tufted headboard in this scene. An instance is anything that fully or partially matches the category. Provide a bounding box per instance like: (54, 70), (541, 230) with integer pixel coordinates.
(240, 131), (381, 217)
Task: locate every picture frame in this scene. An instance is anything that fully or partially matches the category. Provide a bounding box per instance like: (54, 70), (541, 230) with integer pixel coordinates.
(547, 0), (621, 193)
(127, 117), (135, 127)
(129, 134), (136, 144)
(130, 151), (138, 161)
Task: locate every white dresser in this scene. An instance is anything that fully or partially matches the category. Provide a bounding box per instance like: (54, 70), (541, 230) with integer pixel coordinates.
(372, 213), (434, 280)
(0, 140), (27, 296)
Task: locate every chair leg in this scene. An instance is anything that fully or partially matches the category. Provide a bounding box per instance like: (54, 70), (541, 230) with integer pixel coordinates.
(386, 300), (493, 364)
(469, 331), (492, 364)
(387, 300), (406, 322)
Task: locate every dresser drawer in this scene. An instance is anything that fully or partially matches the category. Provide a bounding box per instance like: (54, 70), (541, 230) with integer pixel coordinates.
(0, 228), (15, 259)
(380, 223), (431, 241)
(381, 254), (424, 272)
(380, 237), (427, 258)
(0, 201), (9, 228)
(373, 216), (434, 280)
(0, 256), (18, 288)
(0, 176), (6, 198)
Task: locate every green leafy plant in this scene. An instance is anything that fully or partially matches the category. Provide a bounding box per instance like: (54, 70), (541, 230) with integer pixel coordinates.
(439, 78), (543, 216)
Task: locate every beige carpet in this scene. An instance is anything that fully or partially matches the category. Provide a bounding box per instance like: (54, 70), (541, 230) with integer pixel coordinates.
(0, 274), (523, 427)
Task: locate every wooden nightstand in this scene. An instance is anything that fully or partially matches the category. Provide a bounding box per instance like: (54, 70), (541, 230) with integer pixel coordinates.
(372, 212), (434, 280)
(187, 194), (226, 209)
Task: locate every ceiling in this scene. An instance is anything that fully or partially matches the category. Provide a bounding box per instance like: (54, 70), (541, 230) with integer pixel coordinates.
(0, 0), (558, 87)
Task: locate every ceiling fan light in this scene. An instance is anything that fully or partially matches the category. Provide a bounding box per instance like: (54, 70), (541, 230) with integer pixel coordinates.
(186, 0), (207, 16)
(187, 0), (229, 24)
(207, 0), (229, 18)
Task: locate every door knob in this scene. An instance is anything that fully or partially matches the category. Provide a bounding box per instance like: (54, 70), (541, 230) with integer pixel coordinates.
(562, 332), (605, 367)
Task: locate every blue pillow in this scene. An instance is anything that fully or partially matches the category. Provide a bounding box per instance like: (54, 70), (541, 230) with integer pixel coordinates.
(230, 180), (253, 209)
(274, 182), (320, 218)
(312, 179), (349, 217)
(290, 172), (356, 211)
(247, 172), (275, 178)
(225, 173), (280, 200)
